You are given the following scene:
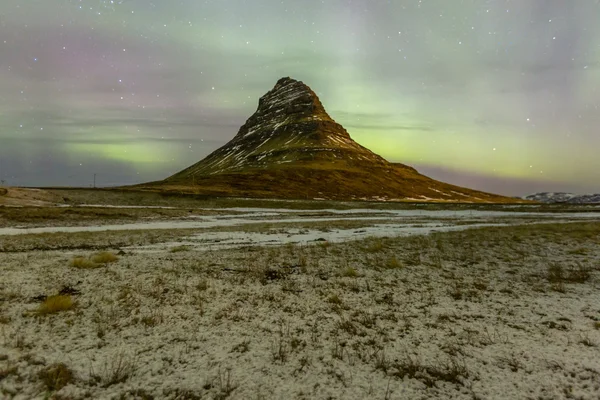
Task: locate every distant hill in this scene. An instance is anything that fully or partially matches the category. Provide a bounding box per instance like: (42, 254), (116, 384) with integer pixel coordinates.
(140, 77), (518, 203)
(0, 187), (66, 206)
(524, 192), (600, 204)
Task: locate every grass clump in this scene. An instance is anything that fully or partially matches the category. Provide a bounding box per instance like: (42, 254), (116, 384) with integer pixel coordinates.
(387, 355), (469, 387)
(39, 363), (74, 392)
(384, 256), (403, 269)
(548, 262), (592, 284)
(566, 263), (592, 283)
(341, 267), (358, 278)
(363, 239), (385, 253)
(170, 245), (192, 253)
(70, 257), (100, 269)
(196, 279), (209, 291)
(318, 241), (330, 249)
(91, 251), (119, 264)
(327, 294), (343, 305)
(90, 352), (137, 388)
(36, 295), (75, 315)
(547, 263), (564, 283)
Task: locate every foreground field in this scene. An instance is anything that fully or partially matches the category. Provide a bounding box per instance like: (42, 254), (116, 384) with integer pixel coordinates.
(1, 213), (600, 399)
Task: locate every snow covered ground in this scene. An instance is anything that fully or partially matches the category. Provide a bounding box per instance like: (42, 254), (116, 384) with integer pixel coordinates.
(2, 206), (600, 237)
(1, 206), (600, 399)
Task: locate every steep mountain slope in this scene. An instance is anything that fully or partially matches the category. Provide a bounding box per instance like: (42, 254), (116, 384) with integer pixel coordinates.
(524, 192), (600, 204)
(143, 77), (516, 202)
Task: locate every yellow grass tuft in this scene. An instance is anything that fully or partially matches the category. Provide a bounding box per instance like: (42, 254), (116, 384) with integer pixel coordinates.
(70, 257), (100, 269)
(36, 295), (75, 315)
(90, 251), (119, 264)
(385, 256), (403, 269)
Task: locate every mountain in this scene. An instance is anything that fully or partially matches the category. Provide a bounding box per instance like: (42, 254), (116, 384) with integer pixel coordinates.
(142, 77), (517, 203)
(524, 192), (600, 204)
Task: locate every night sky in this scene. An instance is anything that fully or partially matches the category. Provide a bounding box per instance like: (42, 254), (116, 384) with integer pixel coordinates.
(1, 1), (598, 196)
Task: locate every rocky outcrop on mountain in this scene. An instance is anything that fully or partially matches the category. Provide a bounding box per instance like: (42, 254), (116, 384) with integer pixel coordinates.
(524, 192), (600, 204)
(144, 77), (517, 203)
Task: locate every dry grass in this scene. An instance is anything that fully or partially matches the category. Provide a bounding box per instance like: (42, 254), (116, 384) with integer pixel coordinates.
(39, 363), (75, 392)
(384, 255), (403, 269)
(35, 295), (75, 315)
(0, 228), (193, 252)
(0, 202), (227, 227)
(327, 294), (343, 305)
(71, 256), (101, 269)
(341, 267), (359, 278)
(90, 252), (119, 264)
(385, 355), (469, 387)
(548, 262), (592, 284)
(170, 245), (192, 253)
(90, 351), (138, 388)
(363, 238), (386, 253)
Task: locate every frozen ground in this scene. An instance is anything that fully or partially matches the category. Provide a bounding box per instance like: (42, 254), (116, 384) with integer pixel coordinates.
(1, 205), (600, 399)
(2, 206), (600, 237)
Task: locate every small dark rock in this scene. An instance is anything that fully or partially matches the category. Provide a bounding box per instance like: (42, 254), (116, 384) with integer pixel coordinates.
(58, 285), (81, 296)
(32, 294), (47, 302)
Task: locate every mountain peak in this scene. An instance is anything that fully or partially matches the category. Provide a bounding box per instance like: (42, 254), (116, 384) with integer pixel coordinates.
(237, 77), (334, 141)
(274, 76), (301, 87)
(271, 76), (311, 94)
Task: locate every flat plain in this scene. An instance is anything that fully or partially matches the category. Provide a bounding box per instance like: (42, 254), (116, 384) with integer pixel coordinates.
(1, 190), (599, 399)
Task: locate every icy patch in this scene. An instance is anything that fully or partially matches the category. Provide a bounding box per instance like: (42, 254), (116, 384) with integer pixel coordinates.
(129, 222), (507, 253)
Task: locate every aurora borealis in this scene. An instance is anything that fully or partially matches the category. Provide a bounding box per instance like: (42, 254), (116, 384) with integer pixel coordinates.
(0, 1), (598, 195)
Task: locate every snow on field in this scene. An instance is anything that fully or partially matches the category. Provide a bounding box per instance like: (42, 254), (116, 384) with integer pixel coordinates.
(1, 207), (600, 237)
(75, 205), (178, 210)
(0, 216), (403, 236)
(1, 207), (600, 399)
(209, 207), (600, 219)
(131, 222), (512, 253)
